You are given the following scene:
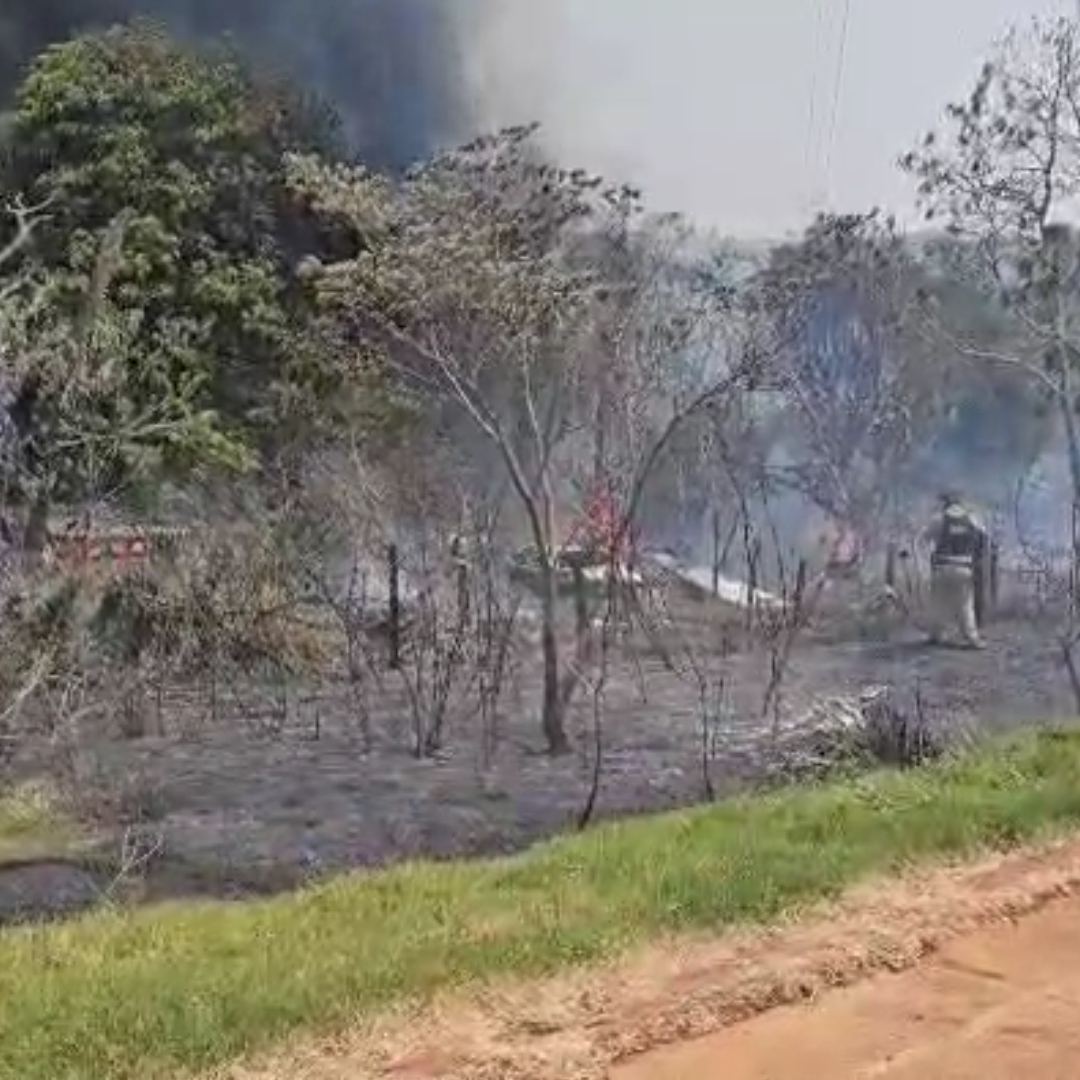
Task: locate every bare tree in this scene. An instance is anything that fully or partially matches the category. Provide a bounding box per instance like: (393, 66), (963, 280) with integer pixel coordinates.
(748, 211), (941, 558)
(903, 16), (1080, 604)
(286, 127), (758, 754)
(278, 432), (525, 762)
(899, 16), (1080, 693)
(0, 195), (49, 281)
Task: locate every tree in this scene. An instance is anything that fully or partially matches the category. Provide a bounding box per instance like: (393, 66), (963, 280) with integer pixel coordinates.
(908, 235), (1050, 483)
(0, 198), (245, 553)
(747, 211), (940, 550)
(902, 15), (1080, 592)
(0, 20), (344, 517)
(287, 126), (754, 754)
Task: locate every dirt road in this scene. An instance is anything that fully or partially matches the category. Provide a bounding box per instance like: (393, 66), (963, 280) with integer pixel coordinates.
(615, 895), (1080, 1080)
(225, 838), (1080, 1080)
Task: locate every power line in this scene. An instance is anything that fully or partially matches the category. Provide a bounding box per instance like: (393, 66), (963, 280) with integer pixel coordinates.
(822, 0), (852, 208)
(802, 0), (830, 209)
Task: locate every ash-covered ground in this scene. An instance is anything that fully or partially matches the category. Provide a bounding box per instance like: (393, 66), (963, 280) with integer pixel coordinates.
(21, 611), (1071, 882)
(3, 550), (1076, 925)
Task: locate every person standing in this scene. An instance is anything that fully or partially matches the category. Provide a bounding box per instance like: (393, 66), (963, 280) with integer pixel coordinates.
(922, 491), (988, 649)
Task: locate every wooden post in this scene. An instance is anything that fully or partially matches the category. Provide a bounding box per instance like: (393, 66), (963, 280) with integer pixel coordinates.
(973, 534), (994, 631)
(793, 557), (808, 620)
(711, 508), (721, 596)
(387, 543), (401, 671)
(990, 538), (999, 608)
(976, 528), (999, 629)
(885, 541), (897, 590)
(451, 534), (470, 627)
(746, 537), (761, 632)
(571, 563), (589, 649)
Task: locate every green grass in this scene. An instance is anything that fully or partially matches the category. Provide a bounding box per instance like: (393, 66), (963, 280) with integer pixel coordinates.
(0, 782), (87, 866)
(5, 728), (1080, 1080)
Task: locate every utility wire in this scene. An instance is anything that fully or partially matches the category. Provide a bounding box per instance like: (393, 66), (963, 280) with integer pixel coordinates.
(823, 0), (852, 208)
(802, 0), (830, 211)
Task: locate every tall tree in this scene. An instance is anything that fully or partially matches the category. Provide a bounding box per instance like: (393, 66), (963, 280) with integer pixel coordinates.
(902, 15), (1080, 578)
(747, 211), (940, 541)
(0, 20), (342, 514)
(287, 127), (753, 753)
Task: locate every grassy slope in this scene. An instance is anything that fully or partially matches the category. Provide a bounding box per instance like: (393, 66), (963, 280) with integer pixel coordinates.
(4, 728), (1080, 1080)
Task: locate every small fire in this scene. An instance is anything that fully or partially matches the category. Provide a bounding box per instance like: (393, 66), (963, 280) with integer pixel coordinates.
(564, 482), (636, 562)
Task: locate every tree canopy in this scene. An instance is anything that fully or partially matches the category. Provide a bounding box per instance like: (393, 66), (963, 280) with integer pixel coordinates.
(0, 12), (1071, 752)
(0, 21), (349, 517)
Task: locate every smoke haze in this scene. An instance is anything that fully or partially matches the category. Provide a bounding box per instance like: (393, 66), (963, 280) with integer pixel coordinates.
(5, 1), (1073, 227)
(466, 2), (1079, 556)
(0, 0), (1073, 550)
(0, 0), (478, 170)
(470, 0), (1074, 238)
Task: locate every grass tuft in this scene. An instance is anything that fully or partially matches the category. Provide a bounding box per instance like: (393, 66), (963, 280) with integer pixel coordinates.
(3, 727), (1080, 1079)
(0, 781), (85, 866)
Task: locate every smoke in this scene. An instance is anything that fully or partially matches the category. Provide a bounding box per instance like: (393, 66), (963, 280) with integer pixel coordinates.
(0, 0), (482, 170)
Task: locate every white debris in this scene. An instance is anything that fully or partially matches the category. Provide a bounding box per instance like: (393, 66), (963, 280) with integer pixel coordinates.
(642, 551), (786, 611)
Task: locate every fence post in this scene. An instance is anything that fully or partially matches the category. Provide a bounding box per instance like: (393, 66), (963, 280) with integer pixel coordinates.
(989, 537), (1000, 619)
(451, 534), (470, 627)
(711, 508), (721, 596)
(746, 537), (761, 633)
(387, 543), (401, 670)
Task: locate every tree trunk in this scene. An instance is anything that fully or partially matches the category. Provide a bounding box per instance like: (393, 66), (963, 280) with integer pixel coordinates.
(1051, 287), (1080, 613)
(539, 563), (570, 755)
(21, 493), (50, 572)
(1059, 392), (1080, 615)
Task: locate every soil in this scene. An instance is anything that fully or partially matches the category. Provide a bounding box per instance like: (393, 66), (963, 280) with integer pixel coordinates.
(0, 859), (103, 926)
(7, 609), (1076, 884)
(615, 897), (1080, 1080)
(217, 835), (1080, 1080)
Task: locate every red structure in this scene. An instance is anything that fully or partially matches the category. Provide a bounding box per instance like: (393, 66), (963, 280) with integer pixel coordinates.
(45, 525), (184, 575)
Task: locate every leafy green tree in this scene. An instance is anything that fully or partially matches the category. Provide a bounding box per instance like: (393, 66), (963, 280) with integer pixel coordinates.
(0, 205), (238, 547)
(0, 20), (343, 514)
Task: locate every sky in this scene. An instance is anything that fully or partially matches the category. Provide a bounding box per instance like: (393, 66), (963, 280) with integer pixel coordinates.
(468, 0), (1075, 240)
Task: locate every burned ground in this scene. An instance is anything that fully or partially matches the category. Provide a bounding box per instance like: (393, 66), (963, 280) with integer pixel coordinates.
(4, 596), (1071, 912)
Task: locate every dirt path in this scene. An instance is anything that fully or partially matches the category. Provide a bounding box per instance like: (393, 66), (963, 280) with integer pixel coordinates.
(221, 837), (1080, 1080)
(615, 895), (1080, 1080)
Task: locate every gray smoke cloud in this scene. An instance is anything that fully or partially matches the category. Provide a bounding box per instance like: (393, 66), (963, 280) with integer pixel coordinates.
(2, 2), (1068, 559)
(470, 0), (1073, 238)
(0, 0), (481, 170)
